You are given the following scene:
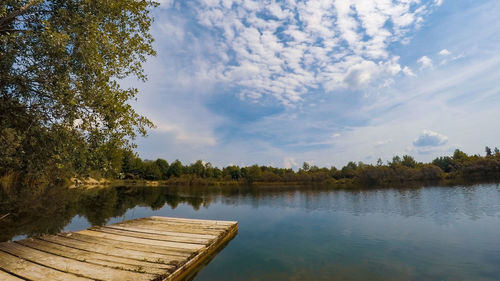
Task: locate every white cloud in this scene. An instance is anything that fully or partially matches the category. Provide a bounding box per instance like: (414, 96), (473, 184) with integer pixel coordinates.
(188, 0), (441, 104)
(284, 157), (298, 169)
(402, 66), (416, 77)
(413, 130), (448, 147)
(439, 49), (451, 56)
(418, 56), (433, 69)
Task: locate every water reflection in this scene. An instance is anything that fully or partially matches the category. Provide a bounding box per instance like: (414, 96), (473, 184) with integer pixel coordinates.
(0, 185), (212, 241)
(1, 183), (500, 242)
(2, 184), (500, 280)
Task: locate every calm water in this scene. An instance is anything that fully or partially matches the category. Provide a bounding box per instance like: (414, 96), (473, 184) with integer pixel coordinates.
(1, 184), (500, 280)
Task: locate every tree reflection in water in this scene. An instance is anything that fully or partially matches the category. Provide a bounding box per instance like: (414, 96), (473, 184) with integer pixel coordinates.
(2, 182), (498, 242)
(0, 185), (219, 241)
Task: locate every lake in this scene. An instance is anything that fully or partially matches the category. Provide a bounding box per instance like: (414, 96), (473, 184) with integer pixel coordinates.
(1, 183), (500, 280)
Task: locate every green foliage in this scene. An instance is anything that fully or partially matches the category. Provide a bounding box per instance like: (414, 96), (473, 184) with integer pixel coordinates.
(189, 160), (205, 178)
(155, 159), (169, 180)
(453, 149), (469, 163)
(1, 0), (157, 180)
(224, 166), (241, 180)
(142, 160), (161, 180)
(341, 161), (357, 178)
(110, 145), (500, 188)
(245, 165), (262, 183)
(401, 155), (418, 168)
(167, 160), (183, 178)
(302, 162), (310, 172)
(432, 156), (454, 173)
(389, 156), (402, 168)
(121, 150), (143, 178)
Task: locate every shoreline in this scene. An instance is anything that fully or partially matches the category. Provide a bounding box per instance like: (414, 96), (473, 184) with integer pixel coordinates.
(69, 176), (500, 191)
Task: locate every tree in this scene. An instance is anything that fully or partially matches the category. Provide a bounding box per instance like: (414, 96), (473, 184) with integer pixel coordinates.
(485, 146), (492, 157)
(341, 161), (357, 178)
(401, 155), (417, 168)
(432, 156), (454, 173)
(302, 162), (310, 172)
(495, 147), (500, 156)
(142, 160), (161, 180)
(389, 156), (402, 168)
(245, 165), (262, 183)
(203, 162), (214, 178)
(1, 0), (157, 179)
(155, 158), (169, 180)
(224, 166), (241, 180)
(329, 166), (341, 179)
(189, 160), (205, 177)
(453, 149), (468, 162)
(167, 160), (183, 178)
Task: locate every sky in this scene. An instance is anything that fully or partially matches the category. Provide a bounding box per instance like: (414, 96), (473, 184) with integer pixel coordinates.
(126, 0), (500, 169)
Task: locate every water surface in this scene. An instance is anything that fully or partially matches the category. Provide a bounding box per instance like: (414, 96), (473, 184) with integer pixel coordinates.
(1, 184), (500, 280)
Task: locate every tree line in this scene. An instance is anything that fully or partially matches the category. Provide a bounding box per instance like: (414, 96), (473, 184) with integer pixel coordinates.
(113, 146), (500, 187)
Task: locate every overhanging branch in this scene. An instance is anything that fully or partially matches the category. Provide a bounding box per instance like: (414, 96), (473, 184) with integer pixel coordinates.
(0, 0), (44, 32)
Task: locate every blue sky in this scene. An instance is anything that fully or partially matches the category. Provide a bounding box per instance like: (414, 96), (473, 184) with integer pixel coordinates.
(127, 0), (500, 169)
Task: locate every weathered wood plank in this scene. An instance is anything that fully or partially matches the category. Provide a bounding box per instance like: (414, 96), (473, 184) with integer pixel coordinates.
(119, 220), (226, 235)
(105, 224), (217, 239)
(0, 242), (157, 281)
(0, 269), (25, 281)
(16, 239), (174, 275)
(58, 232), (194, 256)
(77, 229), (204, 251)
(38, 235), (188, 264)
(95, 226), (211, 244)
(138, 217), (235, 229)
(118, 219), (227, 232)
(0, 249), (92, 281)
(150, 216), (237, 225)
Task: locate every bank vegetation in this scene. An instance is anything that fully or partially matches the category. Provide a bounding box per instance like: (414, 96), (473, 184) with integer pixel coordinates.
(73, 146), (500, 189)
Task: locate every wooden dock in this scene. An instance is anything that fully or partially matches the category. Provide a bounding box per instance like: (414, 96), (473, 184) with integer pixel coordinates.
(0, 216), (238, 281)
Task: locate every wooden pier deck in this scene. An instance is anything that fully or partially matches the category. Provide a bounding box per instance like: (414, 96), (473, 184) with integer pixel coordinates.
(0, 216), (238, 281)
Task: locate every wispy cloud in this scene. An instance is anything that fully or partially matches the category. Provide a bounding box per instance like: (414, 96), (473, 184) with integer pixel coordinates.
(155, 122), (217, 146)
(375, 139), (393, 147)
